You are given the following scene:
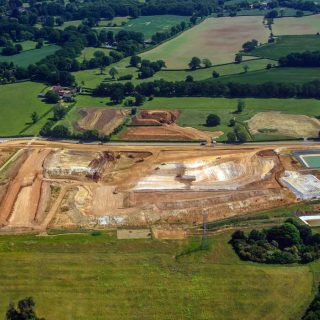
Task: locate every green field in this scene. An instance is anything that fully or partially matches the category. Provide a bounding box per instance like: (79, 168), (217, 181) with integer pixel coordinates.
(143, 97), (320, 140)
(140, 16), (269, 69)
(247, 35), (320, 60)
(0, 82), (53, 136)
(0, 44), (60, 67)
(273, 14), (320, 35)
(73, 58), (275, 88)
(0, 228), (317, 320)
(77, 47), (111, 62)
(98, 15), (190, 40)
(214, 67), (320, 84)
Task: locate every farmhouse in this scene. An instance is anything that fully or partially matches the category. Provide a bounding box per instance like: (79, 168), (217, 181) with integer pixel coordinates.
(51, 85), (80, 102)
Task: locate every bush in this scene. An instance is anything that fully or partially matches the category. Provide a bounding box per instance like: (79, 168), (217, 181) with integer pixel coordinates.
(206, 114), (221, 127)
(45, 91), (60, 104)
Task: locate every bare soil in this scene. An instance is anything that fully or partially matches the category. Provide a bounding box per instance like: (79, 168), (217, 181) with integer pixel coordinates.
(76, 108), (128, 135)
(248, 112), (320, 138)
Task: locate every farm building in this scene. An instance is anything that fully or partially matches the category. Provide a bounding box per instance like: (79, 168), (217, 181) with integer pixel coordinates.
(280, 171), (320, 200)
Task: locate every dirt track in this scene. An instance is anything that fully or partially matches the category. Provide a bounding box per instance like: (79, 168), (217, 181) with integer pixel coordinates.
(0, 139), (318, 233)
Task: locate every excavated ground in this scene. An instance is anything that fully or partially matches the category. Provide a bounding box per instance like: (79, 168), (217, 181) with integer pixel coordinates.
(0, 142), (316, 233)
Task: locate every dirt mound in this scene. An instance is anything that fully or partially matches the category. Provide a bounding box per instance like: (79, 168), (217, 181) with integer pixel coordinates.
(248, 112), (320, 138)
(76, 108), (128, 135)
(132, 110), (180, 126)
(120, 124), (222, 142)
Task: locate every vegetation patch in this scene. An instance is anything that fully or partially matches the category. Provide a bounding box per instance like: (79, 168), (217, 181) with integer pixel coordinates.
(230, 219), (320, 264)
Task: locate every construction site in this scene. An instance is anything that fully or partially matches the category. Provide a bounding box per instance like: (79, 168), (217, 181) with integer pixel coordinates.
(1, 140), (320, 237)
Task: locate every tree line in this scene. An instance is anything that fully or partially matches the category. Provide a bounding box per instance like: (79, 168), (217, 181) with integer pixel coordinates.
(92, 79), (320, 101)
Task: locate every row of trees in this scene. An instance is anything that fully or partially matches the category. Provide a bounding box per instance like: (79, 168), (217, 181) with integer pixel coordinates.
(279, 51), (320, 67)
(230, 219), (320, 264)
(302, 284), (320, 320)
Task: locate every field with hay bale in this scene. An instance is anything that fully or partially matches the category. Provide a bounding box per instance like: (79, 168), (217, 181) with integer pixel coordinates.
(140, 16), (270, 68)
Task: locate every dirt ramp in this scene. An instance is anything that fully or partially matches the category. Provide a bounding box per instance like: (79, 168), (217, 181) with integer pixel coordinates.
(132, 110), (180, 126)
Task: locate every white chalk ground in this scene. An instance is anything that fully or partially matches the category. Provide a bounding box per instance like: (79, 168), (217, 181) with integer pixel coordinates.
(280, 171), (320, 200)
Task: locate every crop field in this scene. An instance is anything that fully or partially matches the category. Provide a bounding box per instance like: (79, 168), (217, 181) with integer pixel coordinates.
(215, 67), (320, 84)
(0, 82), (53, 136)
(0, 44), (60, 67)
(99, 15), (190, 40)
(248, 35), (320, 59)
(140, 16), (269, 69)
(273, 14), (320, 35)
(0, 231), (316, 320)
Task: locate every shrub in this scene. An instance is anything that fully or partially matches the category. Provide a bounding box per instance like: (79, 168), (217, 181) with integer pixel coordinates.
(206, 114), (221, 127)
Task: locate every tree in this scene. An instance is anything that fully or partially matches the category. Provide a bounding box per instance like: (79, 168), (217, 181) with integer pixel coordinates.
(31, 112), (38, 124)
(212, 71), (220, 78)
(185, 75), (194, 82)
(235, 54), (242, 64)
(227, 131), (237, 143)
(134, 93), (146, 106)
(82, 129), (100, 141)
(237, 100), (245, 113)
(109, 67), (118, 80)
(188, 57), (201, 70)
(243, 64), (249, 73)
(6, 297), (45, 320)
(202, 58), (212, 68)
(206, 114), (221, 127)
(53, 105), (67, 121)
(130, 55), (141, 67)
(50, 125), (70, 138)
(229, 118), (236, 127)
(45, 91), (60, 104)
(110, 87), (124, 104)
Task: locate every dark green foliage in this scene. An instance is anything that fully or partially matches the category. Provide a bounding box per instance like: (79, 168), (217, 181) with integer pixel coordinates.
(188, 57), (201, 70)
(53, 105), (67, 120)
(206, 114), (221, 127)
(279, 51), (320, 67)
(302, 284), (320, 320)
(230, 220), (320, 264)
(6, 297), (44, 320)
(45, 91), (60, 104)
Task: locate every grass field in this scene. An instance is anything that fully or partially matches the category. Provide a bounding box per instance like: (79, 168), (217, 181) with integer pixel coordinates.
(0, 82), (53, 136)
(98, 15), (190, 40)
(247, 35), (320, 60)
(140, 16), (269, 69)
(0, 228), (317, 320)
(77, 47), (111, 62)
(215, 67), (320, 84)
(73, 58), (276, 88)
(143, 97), (320, 140)
(0, 44), (60, 68)
(273, 14), (320, 35)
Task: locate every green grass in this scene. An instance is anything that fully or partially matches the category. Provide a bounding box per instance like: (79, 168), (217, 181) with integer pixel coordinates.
(0, 82), (53, 136)
(142, 97), (320, 140)
(0, 230), (317, 320)
(247, 35), (320, 60)
(77, 47), (111, 62)
(214, 67), (320, 84)
(73, 58), (275, 88)
(0, 44), (60, 68)
(96, 15), (190, 40)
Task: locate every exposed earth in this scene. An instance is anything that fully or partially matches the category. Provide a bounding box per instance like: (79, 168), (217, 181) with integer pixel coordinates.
(0, 139), (317, 236)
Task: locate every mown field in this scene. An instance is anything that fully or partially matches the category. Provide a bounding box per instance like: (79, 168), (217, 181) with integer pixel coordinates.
(98, 15), (190, 40)
(77, 47), (111, 62)
(272, 14), (320, 35)
(247, 35), (320, 60)
(215, 67), (320, 85)
(0, 226), (317, 320)
(73, 58), (275, 88)
(0, 44), (60, 67)
(140, 16), (269, 68)
(0, 82), (53, 136)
